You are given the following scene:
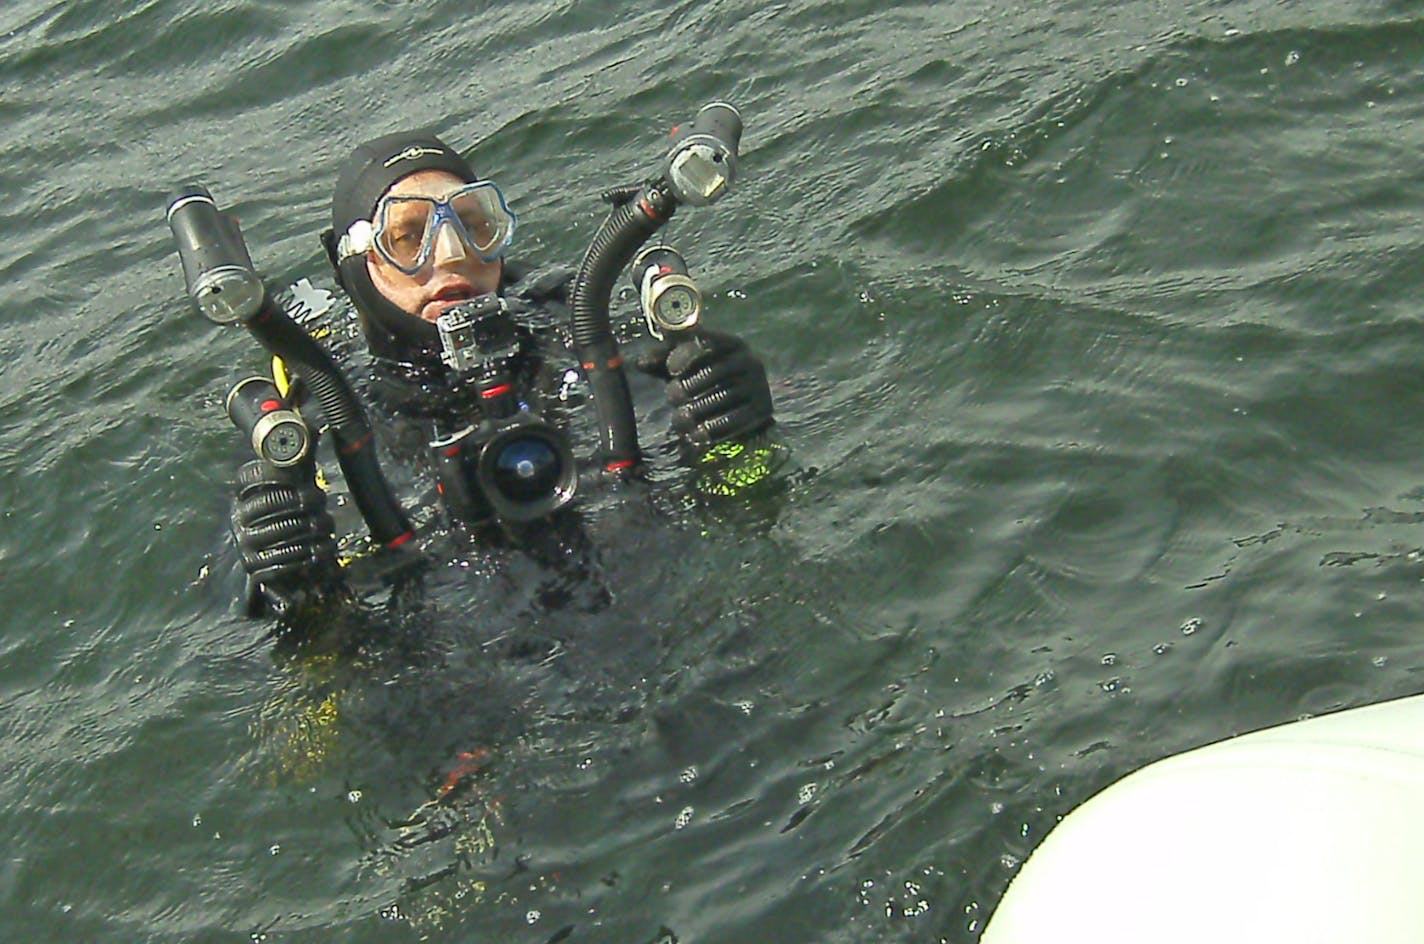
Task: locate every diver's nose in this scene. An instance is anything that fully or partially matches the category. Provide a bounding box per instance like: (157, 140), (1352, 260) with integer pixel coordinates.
(431, 219), (468, 268)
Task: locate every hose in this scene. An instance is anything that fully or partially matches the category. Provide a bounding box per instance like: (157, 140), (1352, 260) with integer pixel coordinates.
(567, 181), (679, 470)
(243, 300), (414, 547)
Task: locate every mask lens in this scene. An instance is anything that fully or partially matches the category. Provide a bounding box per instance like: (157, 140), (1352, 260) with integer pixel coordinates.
(375, 197), (438, 271)
(372, 183), (516, 273)
(449, 184), (514, 259)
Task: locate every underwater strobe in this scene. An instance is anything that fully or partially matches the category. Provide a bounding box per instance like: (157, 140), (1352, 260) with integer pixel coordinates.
(165, 187), (266, 325)
(430, 296), (577, 524)
(663, 102), (742, 206)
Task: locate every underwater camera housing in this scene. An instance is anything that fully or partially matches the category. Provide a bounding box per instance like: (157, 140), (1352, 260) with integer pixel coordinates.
(430, 296), (577, 524)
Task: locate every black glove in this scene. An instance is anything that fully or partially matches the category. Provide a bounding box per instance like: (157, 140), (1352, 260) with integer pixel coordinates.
(230, 459), (341, 618)
(638, 329), (774, 447)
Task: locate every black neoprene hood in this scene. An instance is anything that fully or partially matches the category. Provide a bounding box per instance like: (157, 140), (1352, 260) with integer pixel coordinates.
(325, 129), (481, 366)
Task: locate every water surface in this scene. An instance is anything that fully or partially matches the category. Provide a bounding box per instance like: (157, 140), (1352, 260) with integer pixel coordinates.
(4, 1), (1424, 941)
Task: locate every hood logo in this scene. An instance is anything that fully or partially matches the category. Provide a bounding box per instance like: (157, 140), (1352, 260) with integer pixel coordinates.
(383, 146), (445, 167)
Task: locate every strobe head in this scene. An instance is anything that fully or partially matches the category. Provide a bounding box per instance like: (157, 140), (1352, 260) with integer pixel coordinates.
(474, 416), (578, 522)
(226, 376), (312, 467)
(663, 102), (743, 207)
(166, 185), (267, 325)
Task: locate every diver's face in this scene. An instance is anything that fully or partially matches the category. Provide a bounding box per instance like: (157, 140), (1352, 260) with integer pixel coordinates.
(366, 170), (504, 323)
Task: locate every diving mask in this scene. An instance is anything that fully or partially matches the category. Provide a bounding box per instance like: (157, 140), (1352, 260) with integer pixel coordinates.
(339, 181), (516, 274)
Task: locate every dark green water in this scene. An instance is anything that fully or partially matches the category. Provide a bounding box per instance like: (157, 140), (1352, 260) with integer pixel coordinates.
(5, 0), (1424, 940)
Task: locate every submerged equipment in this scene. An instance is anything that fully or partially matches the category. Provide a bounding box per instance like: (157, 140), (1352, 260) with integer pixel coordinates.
(569, 102), (743, 471)
(167, 185), (415, 548)
(428, 295), (577, 524)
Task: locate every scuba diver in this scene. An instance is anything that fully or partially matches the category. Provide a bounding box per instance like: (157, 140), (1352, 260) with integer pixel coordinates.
(185, 112), (779, 624)
(168, 105), (782, 933)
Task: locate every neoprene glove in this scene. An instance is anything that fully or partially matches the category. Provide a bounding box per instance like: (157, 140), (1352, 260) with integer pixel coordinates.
(230, 459), (341, 618)
(638, 329), (775, 447)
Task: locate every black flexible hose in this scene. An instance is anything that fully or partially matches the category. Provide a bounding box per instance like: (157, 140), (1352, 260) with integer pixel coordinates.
(244, 301), (414, 547)
(568, 181), (678, 470)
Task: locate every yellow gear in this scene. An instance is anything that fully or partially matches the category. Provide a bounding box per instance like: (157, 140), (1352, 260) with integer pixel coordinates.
(249, 650), (345, 784)
(694, 436), (789, 497)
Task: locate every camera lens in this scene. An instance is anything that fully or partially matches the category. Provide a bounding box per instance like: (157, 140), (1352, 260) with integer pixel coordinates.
(489, 436), (563, 503)
(476, 420), (578, 522)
